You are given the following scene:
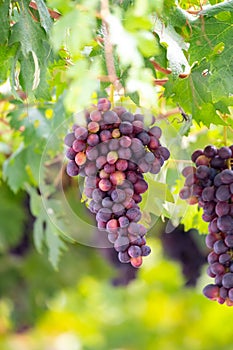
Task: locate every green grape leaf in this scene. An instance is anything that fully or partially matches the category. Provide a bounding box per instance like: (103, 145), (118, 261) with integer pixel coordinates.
(45, 220), (67, 269)
(9, 0), (52, 98)
(164, 61), (229, 127)
(200, 0), (233, 17)
(154, 19), (191, 77)
(34, 0), (52, 33)
(2, 144), (30, 193)
(0, 0), (10, 44)
(10, 2), (46, 57)
(28, 186), (67, 269)
(189, 14), (233, 100)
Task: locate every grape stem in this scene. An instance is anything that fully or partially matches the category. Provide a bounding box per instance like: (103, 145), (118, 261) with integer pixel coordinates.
(149, 59), (172, 75)
(109, 84), (115, 106)
(100, 0), (121, 90)
(156, 107), (181, 120)
(153, 78), (169, 86)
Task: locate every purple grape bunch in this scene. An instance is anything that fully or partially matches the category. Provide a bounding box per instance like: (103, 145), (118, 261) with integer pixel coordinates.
(64, 98), (170, 268)
(179, 144), (233, 305)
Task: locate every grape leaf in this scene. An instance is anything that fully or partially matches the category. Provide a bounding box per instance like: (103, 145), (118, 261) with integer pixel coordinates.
(45, 220), (67, 269)
(189, 14), (233, 100)
(9, 0), (52, 98)
(28, 187), (67, 268)
(154, 19), (191, 77)
(3, 144), (30, 193)
(200, 0), (233, 16)
(34, 0), (52, 34)
(164, 61), (228, 126)
(0, 0), (10, 44)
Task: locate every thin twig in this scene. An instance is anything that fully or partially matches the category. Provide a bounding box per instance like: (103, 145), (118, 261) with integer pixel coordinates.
(153, 78), (169, 86)
(150, 59), (172, 75)
(156, 107), (181, 120)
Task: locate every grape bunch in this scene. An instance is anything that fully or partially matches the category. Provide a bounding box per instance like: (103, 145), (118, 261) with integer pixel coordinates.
(179, 144), (233, 305)
(64, 98), (170, 268)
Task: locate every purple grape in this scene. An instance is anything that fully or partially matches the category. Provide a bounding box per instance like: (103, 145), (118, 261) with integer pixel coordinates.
(126, 208), (142, 222)
(97, 98), (111, 111)
(137, 131), (150, 145)
(118, 147), (132, 160)
(218, 146), (232, 159)
(203, 145), (217, 157)
(66, 161), (79, 176)
(225, 235), (233, 248)
(96, 155), (107, 169)
(66, 147), (76, 160)
(92, 188), (105, 203)
(119, 121), (133, 135)
(118, 251), (131, 263)
(148, 126), (162, 139)
(74, 127), (88, 141)
(220, 169), (233, 184)
(87, 134), (99, 146)
(64, 132), (76, 147)
(217, 215), (233, 233)
(219, 253), (231, 265)
(196, 165), (210, 179)
(102, 197), (113, 208)
(210, 262), (225, 275)
(100, 130), (112, 142)
(121, 112), (134, 122)
(116, 159), (128, 171)
(119, 136), (132, 148)
(215, 201), (230, 217)
(207, 251), (219, 264)
(203, 284), (219, 300)
(202, 186), (215, 201)
(114, 236), (130, 252)
(118, 216), (130, 228)
(203, 201), (215, 215)
(158, 146), (170, 161)
(215, 185), (231, 201)
(210, 156), (225, 169)
(222, 273), (233, 289)
(103, 110), (118, 124)
(219, 286), (228, 299)
(134, 113), (144, 122)
(213, 240), (228, 254)
(128, 245), (142, 258)
(112, 203), (125, 217)
(134, 179), (148, 194)
(113, 106), (127, 117)
(86, 147), (99, 161)
(228, 288), (233, 302)
(111, 189), (126, 203)
(191, 149), (203, 162)
(108, 139), (119, 151)
(96, 207), (112, 222)
(132, 120), (144, 134)
(141, 245), (151, 256)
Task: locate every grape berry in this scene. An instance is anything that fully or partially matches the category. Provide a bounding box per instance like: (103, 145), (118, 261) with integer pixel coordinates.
(180, 145), (233, 305)
(64, 98), (170, 267)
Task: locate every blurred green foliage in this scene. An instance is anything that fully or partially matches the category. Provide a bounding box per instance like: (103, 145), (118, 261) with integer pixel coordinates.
(0, 0), (233, 348)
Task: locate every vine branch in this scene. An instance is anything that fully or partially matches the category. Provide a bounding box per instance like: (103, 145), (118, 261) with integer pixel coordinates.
(100, 0), (121, 89)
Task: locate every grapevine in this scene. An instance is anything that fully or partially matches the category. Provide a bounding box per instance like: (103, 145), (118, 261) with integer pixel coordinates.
(179, 145), (233, 305)
(64, 98), (170, 268)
